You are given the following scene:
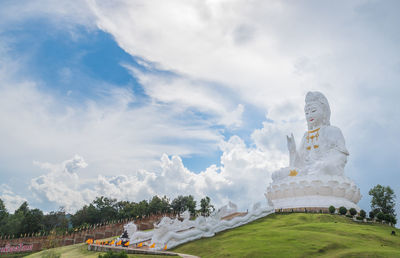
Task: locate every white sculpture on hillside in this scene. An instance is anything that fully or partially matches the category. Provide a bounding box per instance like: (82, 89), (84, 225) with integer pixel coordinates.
(267, 91), (361, 210)
(122, 202), (274, 250)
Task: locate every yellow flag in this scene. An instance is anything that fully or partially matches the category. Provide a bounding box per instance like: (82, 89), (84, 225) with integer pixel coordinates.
(137, 242), (143, 247)
(110, 240), (114, 245)
(164, 244), (167, 250)
(150, 243), (155, 248)
(117, 240), (122, 246)
(124, 241), (130, 247)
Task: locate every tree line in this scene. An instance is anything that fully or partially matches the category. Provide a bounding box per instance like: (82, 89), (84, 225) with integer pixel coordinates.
(0, 195), (214, 238)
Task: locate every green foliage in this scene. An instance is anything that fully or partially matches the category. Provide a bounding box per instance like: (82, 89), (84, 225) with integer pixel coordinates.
(369, 184), (396, 217)
(369, 210), (375, 219)
(376, 212), (384, 220)
(43, 208), (69, 233)
(349, 208), (357, 216)
(339, 206), (347, 215)
(328, 205), (335, 214)
(356, 216), (363, 220)
(98, 250), (128, 258)
(199, 196), (214, 216)
(171, 195), (197, 216)
(390, 215), (397, 225)
(359, 209), (366, 219)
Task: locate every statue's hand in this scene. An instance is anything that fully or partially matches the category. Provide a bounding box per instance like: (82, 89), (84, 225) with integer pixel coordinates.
(286, 133), (296, 154)
(287, 133), (296, 167)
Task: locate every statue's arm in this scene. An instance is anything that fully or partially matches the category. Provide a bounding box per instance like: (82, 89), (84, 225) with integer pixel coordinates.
(326, 126), (349, 156)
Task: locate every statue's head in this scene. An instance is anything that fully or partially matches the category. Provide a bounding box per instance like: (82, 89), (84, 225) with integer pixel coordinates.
(304, 91), (331, 129)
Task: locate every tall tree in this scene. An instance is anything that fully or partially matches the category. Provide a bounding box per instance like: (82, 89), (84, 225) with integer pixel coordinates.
(199, 196), (214, 216)
(0, 198), (9, 235)
(171, 195), (196, 216)
(369, 184), (396, 216)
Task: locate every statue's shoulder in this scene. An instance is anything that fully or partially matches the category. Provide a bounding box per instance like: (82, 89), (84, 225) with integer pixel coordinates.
(320, 125), (343, 136)
(321, 125), (348, 154)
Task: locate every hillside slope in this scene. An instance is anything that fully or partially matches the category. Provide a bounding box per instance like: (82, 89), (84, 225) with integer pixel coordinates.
(172, 213), (400, 257)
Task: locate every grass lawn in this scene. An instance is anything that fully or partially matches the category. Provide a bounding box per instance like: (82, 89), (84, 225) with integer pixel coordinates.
(172, 213), (400, 257)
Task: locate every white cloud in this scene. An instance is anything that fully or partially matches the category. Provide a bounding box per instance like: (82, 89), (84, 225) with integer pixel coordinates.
(28, 134), (286, 212)
(126, 66), (244, 128)
(0, 185), (28, 213)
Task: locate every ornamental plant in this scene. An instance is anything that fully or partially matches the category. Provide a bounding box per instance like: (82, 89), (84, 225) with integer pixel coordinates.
(339, 206), (347, 215)
(376, 212), (384, 221)
(349, 208), (357, 216)
(369, 211), (375, 219)
(359, 209), (366, 219)
(329, 206), (335, 214)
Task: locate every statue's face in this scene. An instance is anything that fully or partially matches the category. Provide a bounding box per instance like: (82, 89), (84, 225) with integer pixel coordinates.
(305, 102), (324, 128)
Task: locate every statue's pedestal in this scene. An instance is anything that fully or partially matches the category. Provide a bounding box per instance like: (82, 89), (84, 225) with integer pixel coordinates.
(266, 174), (361, 210)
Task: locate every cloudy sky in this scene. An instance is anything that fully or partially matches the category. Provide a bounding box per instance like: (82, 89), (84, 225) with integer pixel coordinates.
(0, 0), (399, 218)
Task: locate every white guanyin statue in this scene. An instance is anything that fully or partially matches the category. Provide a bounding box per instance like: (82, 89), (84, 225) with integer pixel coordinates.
(266, 91), (361, 210)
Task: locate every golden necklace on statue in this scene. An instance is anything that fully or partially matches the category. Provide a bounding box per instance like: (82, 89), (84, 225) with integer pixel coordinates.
(306, 128), (320, 150)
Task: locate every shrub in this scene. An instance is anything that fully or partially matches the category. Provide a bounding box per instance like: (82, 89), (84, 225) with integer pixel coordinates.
(369, 211), (375, 219)
(377, 212), (385, 221)
(346, 214), (353, 218)
(359, 209), (366, 219)
(329, 206), (335, 214)
(390, 215), (397, 225)
(339, 206), (347, 215)
(99, 251), (128, 258)
(349, 208), (357, 216)
(356, 216), (363, 220)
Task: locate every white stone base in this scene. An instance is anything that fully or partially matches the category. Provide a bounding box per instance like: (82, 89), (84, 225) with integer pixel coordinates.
(272, 195), (360, 211)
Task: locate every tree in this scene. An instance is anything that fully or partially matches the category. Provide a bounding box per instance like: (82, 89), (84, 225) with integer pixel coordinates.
(43, 207), (68, 232)
(21, 208), (44, 234)
(93, 196), (118, 222)
(199, 197), (214, 216)
(359, 210), (366, 219)
(369, 185), (396, 217)
(349, 208), (357, 216)
(328, 206), (335, 214)
(171, 195), (197, 216)
(149, 196), (163, 215)
(377, 212), (384, 221)
(339, 206), (347, 215)
(0, 198), (9, 235)
(369, 210), (375, 219)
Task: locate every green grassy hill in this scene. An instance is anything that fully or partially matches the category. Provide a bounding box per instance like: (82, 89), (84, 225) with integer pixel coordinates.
(23, 213), (400, 258)
(172, 213), (400, 257)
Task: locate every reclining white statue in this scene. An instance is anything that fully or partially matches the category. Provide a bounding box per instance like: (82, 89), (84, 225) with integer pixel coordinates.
(267, 91), (361, 210)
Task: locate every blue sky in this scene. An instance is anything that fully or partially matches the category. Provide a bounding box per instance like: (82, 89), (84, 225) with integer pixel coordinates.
(0, 1), (399, 221)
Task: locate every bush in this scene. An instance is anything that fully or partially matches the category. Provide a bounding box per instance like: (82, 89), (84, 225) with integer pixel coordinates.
(339, 206), (347, 215)
(377, 212), (385, 221)
(99, 251), (128, 258)
(329, 206), (335, 214)
(369, 211), (375, 219)
(349, 208), (357, 216)
(346, 214), (353, 218)
(390, 215), (397, 225)
(356, 216), (363, 220)
(359, 209), (366, 218)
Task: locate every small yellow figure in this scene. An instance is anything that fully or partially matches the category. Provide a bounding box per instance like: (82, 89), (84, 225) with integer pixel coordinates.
(289, 170), (298, 177)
